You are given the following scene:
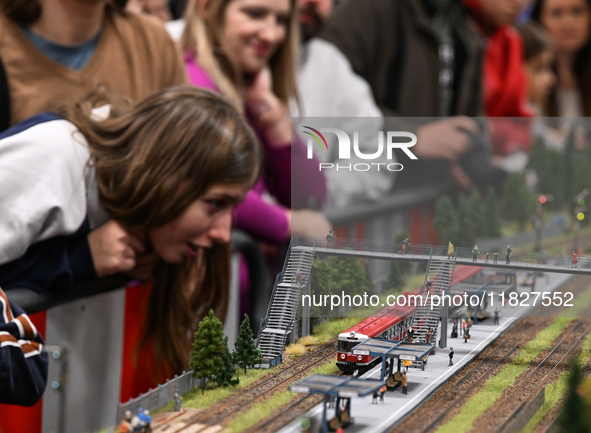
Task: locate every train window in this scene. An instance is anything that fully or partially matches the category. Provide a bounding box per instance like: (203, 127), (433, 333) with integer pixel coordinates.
(338, 341), (355, 352)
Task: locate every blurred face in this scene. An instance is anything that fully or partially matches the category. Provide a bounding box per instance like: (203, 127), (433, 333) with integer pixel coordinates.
(148, 184), (248, 264)
(299, 0), (333, 42)
(478, 0), (529, 26)
(540, 0), (591, 53)
(525, 50), (556, 107)
(222, 0), (291, 75)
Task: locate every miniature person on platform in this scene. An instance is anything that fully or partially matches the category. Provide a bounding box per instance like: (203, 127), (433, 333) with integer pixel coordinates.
(174, 390), (182, 411)
(295, 268), (302, 286)
(118, 410), (133, 433)
(448, 241), (454, 259)
(472, 245), (479, 262)
(485, 252), (489, 263)
(408, 326), (414, 343)
(451, 322), (458, 338)
(402, 238), (409, 255)
(401, 371), (408, 394)
(448, 347), (454, 366)
(372, 390), (379, 404)
(506, 245), (512, 264)
(494, 251), (498, 264)
(144, 410), (152, 432)
(464, 330), (469, 343)
(425, 328), (432, 344)
(326, 230), (333, 248)
(494, 309), (499, 325)
(380, 385), (387, 402)
(573, 251), (578, 268)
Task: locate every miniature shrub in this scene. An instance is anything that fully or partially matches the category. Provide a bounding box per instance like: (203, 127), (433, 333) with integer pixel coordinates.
(285, 344), (306, 356)
(298, 335), (318, 346)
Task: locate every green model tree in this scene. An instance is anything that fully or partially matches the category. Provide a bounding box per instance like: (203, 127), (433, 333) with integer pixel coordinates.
(387, 261), (404, 291)
(468, 190), (487, 240)
(215, 336), (240, 387)
(499, 173), (535, 230)
(557, 358), (591, 433)
(233, 314), (259, 373)
(189, 309), (225, 394)
(456, 194), (474, 247)
(484, 186), (502, 238)
(528, 136), (566, 209)
(433, 195), (459, 244)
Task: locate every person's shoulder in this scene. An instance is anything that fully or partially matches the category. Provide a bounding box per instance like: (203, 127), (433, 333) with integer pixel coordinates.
(109, 10), (177, 46)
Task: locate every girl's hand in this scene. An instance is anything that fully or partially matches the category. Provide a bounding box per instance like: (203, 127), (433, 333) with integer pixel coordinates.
(88, 220), (157, 279)
(244, 68), (291, 146)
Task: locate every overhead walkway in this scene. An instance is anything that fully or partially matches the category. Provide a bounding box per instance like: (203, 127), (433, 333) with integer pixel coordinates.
(291, 236), (591, 276)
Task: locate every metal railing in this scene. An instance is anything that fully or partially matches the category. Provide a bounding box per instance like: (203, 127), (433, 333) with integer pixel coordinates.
(292, 236), (591, 272)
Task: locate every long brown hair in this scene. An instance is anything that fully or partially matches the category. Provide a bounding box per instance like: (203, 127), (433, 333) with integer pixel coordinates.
(531, 0), (591, 117)
(181, 0), (300, 108)
(0, 0), (127, 26)
(62, 86), (262, 375)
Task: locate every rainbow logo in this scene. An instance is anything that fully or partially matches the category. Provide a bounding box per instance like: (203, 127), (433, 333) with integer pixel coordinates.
(302, 126), (328, 150)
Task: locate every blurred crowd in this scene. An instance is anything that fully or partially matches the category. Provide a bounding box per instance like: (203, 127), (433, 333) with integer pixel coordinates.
(1, 0), (591, 415)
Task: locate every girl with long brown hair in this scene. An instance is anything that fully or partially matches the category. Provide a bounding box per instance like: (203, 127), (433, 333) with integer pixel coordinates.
(0, 86), (261, 381)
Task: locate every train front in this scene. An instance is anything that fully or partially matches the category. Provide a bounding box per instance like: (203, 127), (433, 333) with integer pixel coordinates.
(336, 330), (371, 374)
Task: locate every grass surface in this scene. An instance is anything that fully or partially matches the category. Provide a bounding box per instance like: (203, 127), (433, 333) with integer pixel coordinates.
(436, 285), (591, 433)
(223, 360), (339, 433)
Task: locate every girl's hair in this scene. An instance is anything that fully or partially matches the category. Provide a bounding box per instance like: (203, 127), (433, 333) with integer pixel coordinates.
(531, 0), (591, 117)
(180, 0), (300, 108)
(0, 0), (127, 26)
(516, 22), (554, 62)
(62, 85), (262, 375)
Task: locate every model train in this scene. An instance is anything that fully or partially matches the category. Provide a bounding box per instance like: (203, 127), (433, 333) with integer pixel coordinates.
(336, 265), (488, 374)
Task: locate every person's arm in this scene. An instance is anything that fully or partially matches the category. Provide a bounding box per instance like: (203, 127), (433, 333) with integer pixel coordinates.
(0, 219), (96, 293)
(0, 287), (48, 406)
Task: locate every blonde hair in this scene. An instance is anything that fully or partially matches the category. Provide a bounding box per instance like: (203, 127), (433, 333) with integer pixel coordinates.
(181, 0), (300, 109)
(62, 86), (262, 374)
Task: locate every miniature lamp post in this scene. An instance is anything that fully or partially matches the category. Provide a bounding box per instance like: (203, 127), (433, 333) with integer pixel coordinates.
(535, 194), (553, 252)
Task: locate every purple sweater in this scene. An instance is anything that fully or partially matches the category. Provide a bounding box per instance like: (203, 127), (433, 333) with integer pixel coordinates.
(185, 54), (326, 243)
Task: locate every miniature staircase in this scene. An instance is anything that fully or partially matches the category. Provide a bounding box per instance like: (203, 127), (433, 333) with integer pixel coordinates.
(408, 254), (457, 351)
(256, 243), (316, 360)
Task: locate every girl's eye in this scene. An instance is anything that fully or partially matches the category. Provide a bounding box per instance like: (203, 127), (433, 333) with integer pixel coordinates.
(207, 200), (226, 211)
(245, 8), (265, 19)
(277, 14), (290, 26)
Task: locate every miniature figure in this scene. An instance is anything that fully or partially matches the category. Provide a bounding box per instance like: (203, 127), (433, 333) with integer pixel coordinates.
(494, 309), (499, 325)
(472, 245), (479, 262)
(380, 385), (387, 402)
(506, 245), (512, 264)
(372, 390), (379, 404)
(326, 230), (333, 248)
(448, 347), (454, 366)
(573, 251), (578, 268)
(424, 328), (432, 344)
(407, 326), (414, 343)
(447, 241), (454, 259)
(118, 410), (133, 433)
(401, 238), (409, 255)
(401, 371), (408, 394)
(485, 252), (489, 263)
(174, 390), (182, 411)
(295, 268), (302, 286)
(451, 322), (458, 338)
(143, 410), (152, 433)
(463, 331), (469, 343)
(494, 251), (498, 264)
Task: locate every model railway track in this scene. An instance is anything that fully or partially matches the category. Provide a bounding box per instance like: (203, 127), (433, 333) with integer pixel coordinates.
(399, 318), (552, 433)
(395, 275), (591, 433)
(472, 320), (591, 433)
(174, 339), (337, 431)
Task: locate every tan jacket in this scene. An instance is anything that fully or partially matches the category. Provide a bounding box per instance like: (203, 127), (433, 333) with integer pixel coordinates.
(0, 10), (187, 125)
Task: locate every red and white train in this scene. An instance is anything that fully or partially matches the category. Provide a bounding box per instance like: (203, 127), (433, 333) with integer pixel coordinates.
(336, 265), (485, 373)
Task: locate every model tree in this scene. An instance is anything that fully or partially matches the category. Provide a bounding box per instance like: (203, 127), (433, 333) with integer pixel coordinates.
(433, 195), (459, 244)
(468, 190), (487, 240)
(499, 173), (534, 230)
(387, 261), (404, 291)
(557, 358), (591, 433)
(215, 336), (240, 387)
(484, 186), (502, 238)
(189, 309), (225, 394)
(233, 314), (259, 373)
(456, 194), (474, 247)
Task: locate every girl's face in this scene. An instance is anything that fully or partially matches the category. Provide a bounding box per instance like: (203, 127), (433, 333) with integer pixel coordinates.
(148, 184), (248, 264)
(222, 0), (291, 75)
(526, 50), (556, 107)
(541, 0), (591, 54)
